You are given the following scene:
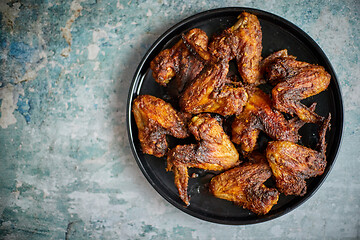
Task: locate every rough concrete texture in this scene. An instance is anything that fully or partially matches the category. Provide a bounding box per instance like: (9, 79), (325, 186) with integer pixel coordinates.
(0, 0), (359, 239)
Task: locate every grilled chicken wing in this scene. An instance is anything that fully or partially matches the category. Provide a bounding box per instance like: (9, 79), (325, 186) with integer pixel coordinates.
(260, 49), (295, 81)
(179, 62), (248, 116)
(150, 28), (209, 97)
(209, 153), (279, 215)
(209, 12), (263, 85)
(182, 29), (211, 62)
(263, 50), (331, 123)
(231, 87), (304, 153)
(132, 95), (190, 157)
(167, 113), (240, 205)
(140, 15), (333, 214)
(266, 115), (331, 195)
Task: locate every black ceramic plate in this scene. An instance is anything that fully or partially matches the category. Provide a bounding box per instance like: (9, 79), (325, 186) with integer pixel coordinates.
(126, 8), (343, 224)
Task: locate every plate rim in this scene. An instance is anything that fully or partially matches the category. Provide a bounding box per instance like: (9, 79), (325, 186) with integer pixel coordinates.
(126, 7), (344, 225)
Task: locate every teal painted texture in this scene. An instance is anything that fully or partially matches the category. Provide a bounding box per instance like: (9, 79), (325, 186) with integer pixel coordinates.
(0, 0), (359, 239)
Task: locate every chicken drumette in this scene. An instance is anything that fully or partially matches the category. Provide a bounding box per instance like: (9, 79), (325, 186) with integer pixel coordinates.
(231, 87), (304, 153)
(266, 115), (331, 196)
(132, 95), (190, 157)
(179, 62), (248, 116)
(209, 153), (279, 215)
(167, 113), (240, 205)
(150, 28), (209, 97)
(209, 12), (263, 85)
(263, 50), (331, 123)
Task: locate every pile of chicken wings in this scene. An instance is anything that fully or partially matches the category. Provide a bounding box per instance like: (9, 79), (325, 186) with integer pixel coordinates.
(132, 12), (331, 215)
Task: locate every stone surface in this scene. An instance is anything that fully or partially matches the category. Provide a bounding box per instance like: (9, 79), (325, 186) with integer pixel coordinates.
(0, 0), (359, 239)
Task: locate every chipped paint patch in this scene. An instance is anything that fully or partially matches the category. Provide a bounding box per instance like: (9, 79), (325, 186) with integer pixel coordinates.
(146, 9), (152, 17)
(93, 61), (100, 71)
(0, 84), (23, 128)
(87, 44), (100, 60)
(116, 0), (124, 9)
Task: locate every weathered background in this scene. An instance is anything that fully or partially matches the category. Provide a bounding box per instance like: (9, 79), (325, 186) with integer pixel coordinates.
(0, 0), (359, 239)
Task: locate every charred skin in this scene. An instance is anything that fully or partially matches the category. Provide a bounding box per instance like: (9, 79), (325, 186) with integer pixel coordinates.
(265, 114), (331, 196)
(167, 114), (240, 205)
(272, 65), (331, 123)
(132, 95), (190, 157)
(263, 50), (331, 123)
(179, 62), (248, 116)
(150, 40), (182, 86)
(209, 153), (279, 215)
(232, 111), (261, 153)
(182, 28), (211, 62)
(261, 49), (298, 84)
(231, 87), (304, 153)
(266, 141), (326, 196)
(209, 12), (263, 85)
(150, 28), (209, 97)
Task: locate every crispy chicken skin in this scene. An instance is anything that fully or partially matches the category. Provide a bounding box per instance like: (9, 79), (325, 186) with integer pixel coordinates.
(132, 95), (190, 157)
(209, 153), (279, 215)
(135, 13), (333, 214)
(263, 50), (331, 123)
(231, 87), (304, 153)
(182, 29), (211, 62)
(167, 114), (240, 205)
(179, 62), (248, 116)
(266, 115), (331, 196)
(260, 49), (295, 82)
(150, 28), (208, 94)
(209, 12), (263, 85)
(266, 141), (325, 196)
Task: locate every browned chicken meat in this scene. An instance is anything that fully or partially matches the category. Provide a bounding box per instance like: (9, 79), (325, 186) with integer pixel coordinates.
(133, 13), (333, 214)
(266, 116), (331, 196)
(209, 12), (263, 85)
(263, 49), (331, 123)
(231, 87), (304, 153)
(179, 62), (248, 116)
(182, 29), (211, 62)
(209, 153), (279, 215)
(260, 49), (292, 77)
(132, 95), (190, 157)
(167, 113), (240, 205)
(150, 28), (209, 96)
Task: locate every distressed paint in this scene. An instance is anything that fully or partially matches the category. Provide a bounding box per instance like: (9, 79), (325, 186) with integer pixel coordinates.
(0, 0), (359, 239)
